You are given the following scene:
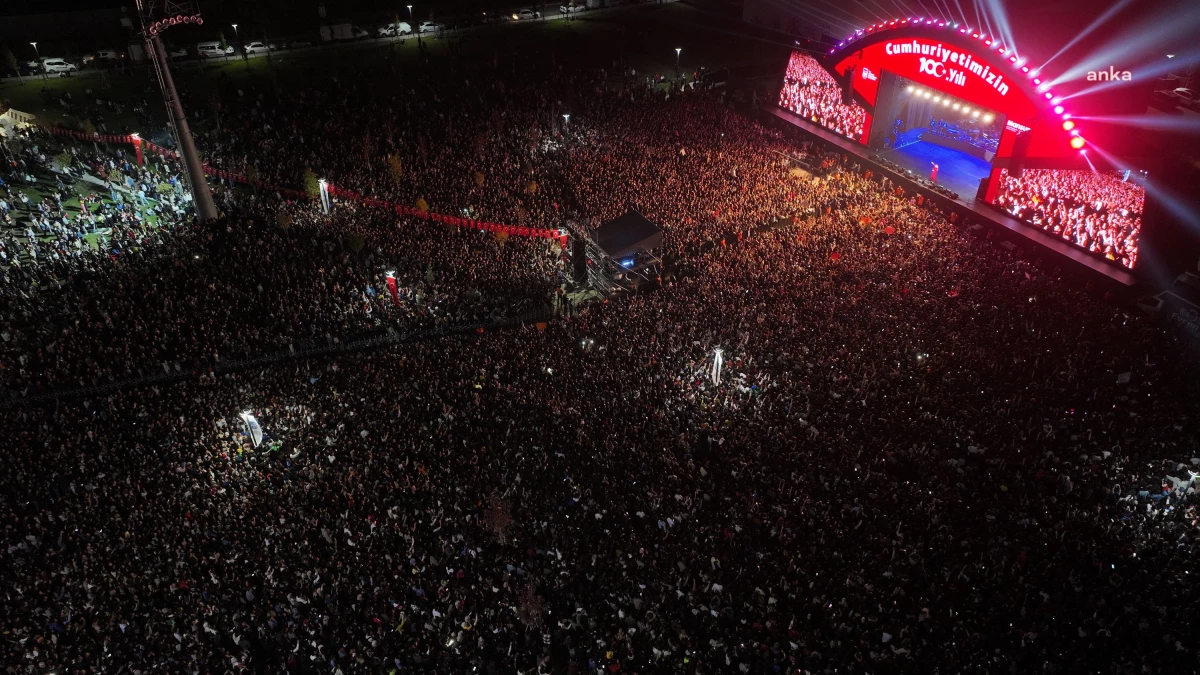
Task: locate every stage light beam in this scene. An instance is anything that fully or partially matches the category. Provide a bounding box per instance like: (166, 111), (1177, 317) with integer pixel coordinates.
(1049, 8), (1200, 86)
(1036, 0), (1139, 72)
(1073, 113), (1200, 134)
(1060, 48), (1200, 101)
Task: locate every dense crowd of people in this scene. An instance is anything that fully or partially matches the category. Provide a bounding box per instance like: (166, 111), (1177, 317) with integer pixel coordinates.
(992, 168), (1145, 269)
(1, 35), (1198, 675)
(0, 126), (560, 395)
(778, 52), (867, 141)
(0, 130), (191, 273)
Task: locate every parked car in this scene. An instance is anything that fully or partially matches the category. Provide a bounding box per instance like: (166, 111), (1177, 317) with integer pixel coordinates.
(481, 12), (507, 23)
(196, 42), (235, 59)
(319, 24), (369, 42)
(418, 21), (443, 33)
(242, 41), (277, 55)
(513, 9), (539, 20)
(560, 4), (583, 14)
(84, 49), (120, 65)
(1, 63), (39, 78)
(378, 22), (413, 36)
(167, 46), (189, 59)
(42, 58), (79, 74)
(289, 40), (314, 49)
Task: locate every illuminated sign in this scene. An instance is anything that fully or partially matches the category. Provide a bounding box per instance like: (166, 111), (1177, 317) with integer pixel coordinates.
(885, 41), (1009, 96)
(860, 67), (878, 82)
(1005, 120), (1030, 133)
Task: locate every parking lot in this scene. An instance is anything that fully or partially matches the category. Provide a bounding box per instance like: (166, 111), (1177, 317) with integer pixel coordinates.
(2, 1), (677, 84)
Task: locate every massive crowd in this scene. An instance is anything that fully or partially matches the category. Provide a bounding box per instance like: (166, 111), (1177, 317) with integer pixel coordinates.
(778, 52), (867, 141)
(992, 168), (1145, 269)
(1, 37), (1198, 675)
(0, 131), (191, 273)
(0, 127), (559, 395)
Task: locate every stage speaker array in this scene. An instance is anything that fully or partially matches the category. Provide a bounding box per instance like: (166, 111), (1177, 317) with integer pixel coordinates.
(976, 177), (990, 202)
(572, 238), (588, 284)
(841, 66), (856, 106)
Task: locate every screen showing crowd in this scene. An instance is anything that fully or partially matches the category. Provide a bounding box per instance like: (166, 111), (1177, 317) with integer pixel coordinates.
(991, 168), (1145, 270)
(778, 51), (867, 142)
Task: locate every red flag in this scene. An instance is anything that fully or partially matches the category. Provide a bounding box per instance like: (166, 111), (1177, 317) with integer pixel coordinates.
(884, 226), (895, 235)
(830, 252), (840, 261)
(386, 274), (400, 306)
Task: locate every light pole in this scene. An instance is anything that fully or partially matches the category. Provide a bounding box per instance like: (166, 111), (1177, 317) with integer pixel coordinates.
(675, 47), (681, 78)
(31, 42), (44, 79)
(711, 347), (723, 386)
(408, 5), (418, 45)
(232, 23), (245, 63)
(562, 113), (570, 130)
(135, 0), (218, 221)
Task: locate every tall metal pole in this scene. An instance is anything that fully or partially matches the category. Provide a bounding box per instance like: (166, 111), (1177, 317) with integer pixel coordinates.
(147, 33), (218, 220)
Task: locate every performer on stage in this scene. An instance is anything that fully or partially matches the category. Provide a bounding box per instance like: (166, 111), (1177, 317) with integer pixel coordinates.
(930, 162), (939, 183)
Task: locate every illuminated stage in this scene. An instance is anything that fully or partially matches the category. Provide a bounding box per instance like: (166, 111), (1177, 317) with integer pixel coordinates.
(765, 105), (1137, 287)
(773, 17), (1149, 282)
(877, 128), (993, 202)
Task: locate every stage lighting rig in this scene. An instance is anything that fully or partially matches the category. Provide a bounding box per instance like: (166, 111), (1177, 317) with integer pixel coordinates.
(133, 0), (217, 221)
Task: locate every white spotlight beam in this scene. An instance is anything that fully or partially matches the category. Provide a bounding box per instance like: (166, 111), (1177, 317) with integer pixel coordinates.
(928, 0), (955, 24)
(1058, 48), (1200, 100)
(981, 0), (1017, 57)
(972, 0), (995, 50)
(950, 0), (974, 30)
(1050, 10), (1200, 85)
(1073, 113), (1200, 134)
(1036, 0), (1138, 73)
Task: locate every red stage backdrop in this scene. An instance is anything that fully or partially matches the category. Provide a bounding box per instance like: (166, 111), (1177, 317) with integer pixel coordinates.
(775, 17), (1147, 270)
(820, 19), (1083, 161)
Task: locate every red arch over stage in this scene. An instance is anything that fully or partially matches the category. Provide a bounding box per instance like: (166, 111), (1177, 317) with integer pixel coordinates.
(774, 17), (1150, 276)
(823, 17), (1085, 164)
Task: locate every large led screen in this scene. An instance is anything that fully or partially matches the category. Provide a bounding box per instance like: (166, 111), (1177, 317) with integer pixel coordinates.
(778, 51), (867, 142)
(990, 168), (1145, 269)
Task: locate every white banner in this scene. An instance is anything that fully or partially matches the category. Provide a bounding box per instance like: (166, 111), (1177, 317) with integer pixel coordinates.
(239, 412), (264, 447)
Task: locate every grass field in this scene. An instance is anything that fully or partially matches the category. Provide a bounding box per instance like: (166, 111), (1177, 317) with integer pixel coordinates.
(3, 171), (172, 259)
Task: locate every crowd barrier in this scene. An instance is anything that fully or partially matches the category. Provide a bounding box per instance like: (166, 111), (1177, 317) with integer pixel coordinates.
(0, 308), (555, 410)
(35, 124), (565, 242)
(324, 184), (566, 243)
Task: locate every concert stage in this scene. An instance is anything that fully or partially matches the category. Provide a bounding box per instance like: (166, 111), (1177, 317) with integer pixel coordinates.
(919, 131), (995, 161)
(878, 128), (993, 204)
(764, 105), (1137, 288)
